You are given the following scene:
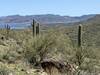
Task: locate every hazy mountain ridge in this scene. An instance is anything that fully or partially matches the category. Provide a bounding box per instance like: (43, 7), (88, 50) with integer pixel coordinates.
(83, 14), (100, 25)
(0, 14), (95, 24)
(72, 14), (100, 26)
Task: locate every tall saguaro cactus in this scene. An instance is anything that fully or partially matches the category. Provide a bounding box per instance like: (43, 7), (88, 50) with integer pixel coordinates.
(36, 23), (40, 35)
(78, 24), (82, 47)
(76, 24), (83, 68)
(32, 19), (40, 37)
(32, 19), (36, 36)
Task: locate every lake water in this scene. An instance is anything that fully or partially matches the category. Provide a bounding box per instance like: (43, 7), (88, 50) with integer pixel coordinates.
(0, 23), (31, 29)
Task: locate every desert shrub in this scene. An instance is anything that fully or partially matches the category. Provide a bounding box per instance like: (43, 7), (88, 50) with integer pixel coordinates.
(3, 50), (21, 63)
(0, 65), (11, 75)
(72, 45), (100, 74)
(0, 37), (23, 63)
(24, 30), (75, 66)
(0, 45), (9, 62)
(81, 47), (100, 72)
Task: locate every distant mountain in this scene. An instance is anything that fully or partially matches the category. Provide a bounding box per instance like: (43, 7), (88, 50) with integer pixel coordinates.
(71, 14), (100, 26)
(0, 14), (95, 24)
(82, 14), (100, 25)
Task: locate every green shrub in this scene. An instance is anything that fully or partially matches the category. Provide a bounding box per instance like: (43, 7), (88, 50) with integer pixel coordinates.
(24, 30), (74, 66)
(0, 65), (11, 75)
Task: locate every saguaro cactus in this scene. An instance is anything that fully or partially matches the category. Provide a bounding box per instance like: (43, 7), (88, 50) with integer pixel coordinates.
(5, 24), (10, 39)
(76, 24), (83, 68)
(78, 24), (82, 47)
(32, 19), (36, 36)
(32, 19), (40, 36)
(36, 23), (40, 35)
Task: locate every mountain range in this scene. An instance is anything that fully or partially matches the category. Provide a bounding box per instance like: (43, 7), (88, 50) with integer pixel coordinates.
(0, 14), (95, 24)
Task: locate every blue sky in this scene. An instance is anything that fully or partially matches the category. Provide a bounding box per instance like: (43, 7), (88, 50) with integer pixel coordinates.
(0, 0), (100, 16)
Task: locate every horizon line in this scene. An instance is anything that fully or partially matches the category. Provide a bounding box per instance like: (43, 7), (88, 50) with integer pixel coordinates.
(0, 13), (99, 17)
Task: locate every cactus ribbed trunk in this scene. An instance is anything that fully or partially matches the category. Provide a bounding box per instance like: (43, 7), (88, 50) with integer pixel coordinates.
(32, 19), (36, 37)
(32, 19), (40, 37)
(76, 24), (83, 67)
(78, 24), (82, 47)
(36, 23), (40, 35)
